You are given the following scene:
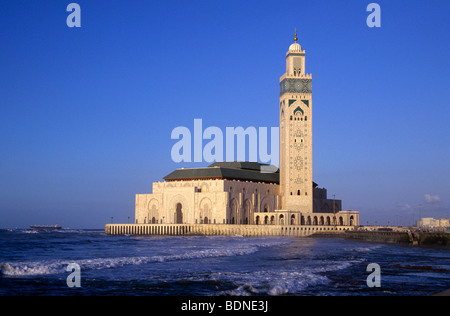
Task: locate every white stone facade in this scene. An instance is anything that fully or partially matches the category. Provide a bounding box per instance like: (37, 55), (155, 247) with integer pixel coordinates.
(135, 179), (280, 225)
(135, 178), (359, 228)
(131, 31), (360, 233)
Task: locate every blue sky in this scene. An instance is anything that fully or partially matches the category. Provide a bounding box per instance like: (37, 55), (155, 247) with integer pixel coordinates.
(0, 0), (449, 228)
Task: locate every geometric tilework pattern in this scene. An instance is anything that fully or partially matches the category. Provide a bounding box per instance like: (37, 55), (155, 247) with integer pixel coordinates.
(280, 78), (312, 96)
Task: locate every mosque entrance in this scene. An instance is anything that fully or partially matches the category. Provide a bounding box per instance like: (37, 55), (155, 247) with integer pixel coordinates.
(176, 203), (183, 224)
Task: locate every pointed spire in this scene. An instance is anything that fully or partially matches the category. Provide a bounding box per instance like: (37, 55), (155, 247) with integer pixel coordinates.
(294, 28), (298, 42)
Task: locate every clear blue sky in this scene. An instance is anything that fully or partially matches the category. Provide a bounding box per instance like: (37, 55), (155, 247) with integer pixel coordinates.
(0, 0), (449, 228)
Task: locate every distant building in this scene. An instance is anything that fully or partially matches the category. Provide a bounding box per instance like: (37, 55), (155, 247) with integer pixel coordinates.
(417, 217), (450, 228)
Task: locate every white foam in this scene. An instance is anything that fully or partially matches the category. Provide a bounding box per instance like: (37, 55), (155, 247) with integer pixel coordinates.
(23, 230), (38, 234)
(268, 285), (289, 296)
(215, 254), (363, 296)
(345, 244), (383, 253)
(0, 237), (288, 277)
(0, 262), (62, 277)
(226, 284), (260, 296)
(216, 268), (332, 296)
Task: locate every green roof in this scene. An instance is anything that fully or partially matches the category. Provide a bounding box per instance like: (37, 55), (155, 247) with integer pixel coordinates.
(163, 162), (318, 187)
(163, 162), (280, 184)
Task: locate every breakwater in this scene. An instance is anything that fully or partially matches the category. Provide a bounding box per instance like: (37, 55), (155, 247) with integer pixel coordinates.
(104, 224), (449, 249)
(343, 231), (450, 249)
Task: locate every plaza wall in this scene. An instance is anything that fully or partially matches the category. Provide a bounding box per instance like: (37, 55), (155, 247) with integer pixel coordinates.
(105, 223), (355, 237)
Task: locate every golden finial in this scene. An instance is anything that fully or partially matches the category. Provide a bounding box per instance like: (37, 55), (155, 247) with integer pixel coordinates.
(294, 28), (298, 42)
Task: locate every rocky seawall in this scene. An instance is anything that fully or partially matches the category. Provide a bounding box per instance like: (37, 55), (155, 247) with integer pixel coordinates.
(341, 231), (450, 249)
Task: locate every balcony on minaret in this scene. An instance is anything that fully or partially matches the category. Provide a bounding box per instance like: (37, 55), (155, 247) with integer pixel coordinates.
(280, 73), (312, 81)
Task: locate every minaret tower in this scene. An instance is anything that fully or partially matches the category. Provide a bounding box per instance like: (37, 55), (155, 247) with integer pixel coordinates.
(279, 29), (313, 213)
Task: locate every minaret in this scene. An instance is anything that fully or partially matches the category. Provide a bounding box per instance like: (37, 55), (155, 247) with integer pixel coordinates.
(279, 29), (313, 213)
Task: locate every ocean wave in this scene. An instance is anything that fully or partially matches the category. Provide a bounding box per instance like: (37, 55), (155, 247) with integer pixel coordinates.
(344, 244), (383, 253)
(0, 238), (285, 277)
(23, 230), (38, 234)
(0, 262), (60, 277)
(311, 258), (366, 273)
(0, 228), (102, 235)
(217, 269), (331, 296)
(0, 228), (37, 234)
(215, 255), (365, 296)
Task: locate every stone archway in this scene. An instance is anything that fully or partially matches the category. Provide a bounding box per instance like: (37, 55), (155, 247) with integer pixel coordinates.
(279, 214), (284, 225)
(147, 199), (159, 224)
(290, 214), (296, 225)
(230, 198), (238, 224)
(176, 203), (183, 224)
(170, 194), (189, 224)
(199, 198), (212, 225)
(242, 199), (252, 224)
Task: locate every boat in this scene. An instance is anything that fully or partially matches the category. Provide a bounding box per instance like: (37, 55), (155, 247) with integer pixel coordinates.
(29, 225), (62, 231)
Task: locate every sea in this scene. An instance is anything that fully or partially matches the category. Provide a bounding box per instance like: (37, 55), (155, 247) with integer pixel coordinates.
(0, 228), (449, 297)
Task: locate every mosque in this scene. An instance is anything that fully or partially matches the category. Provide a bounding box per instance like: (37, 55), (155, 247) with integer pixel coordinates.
(106, 31), (359, 236)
